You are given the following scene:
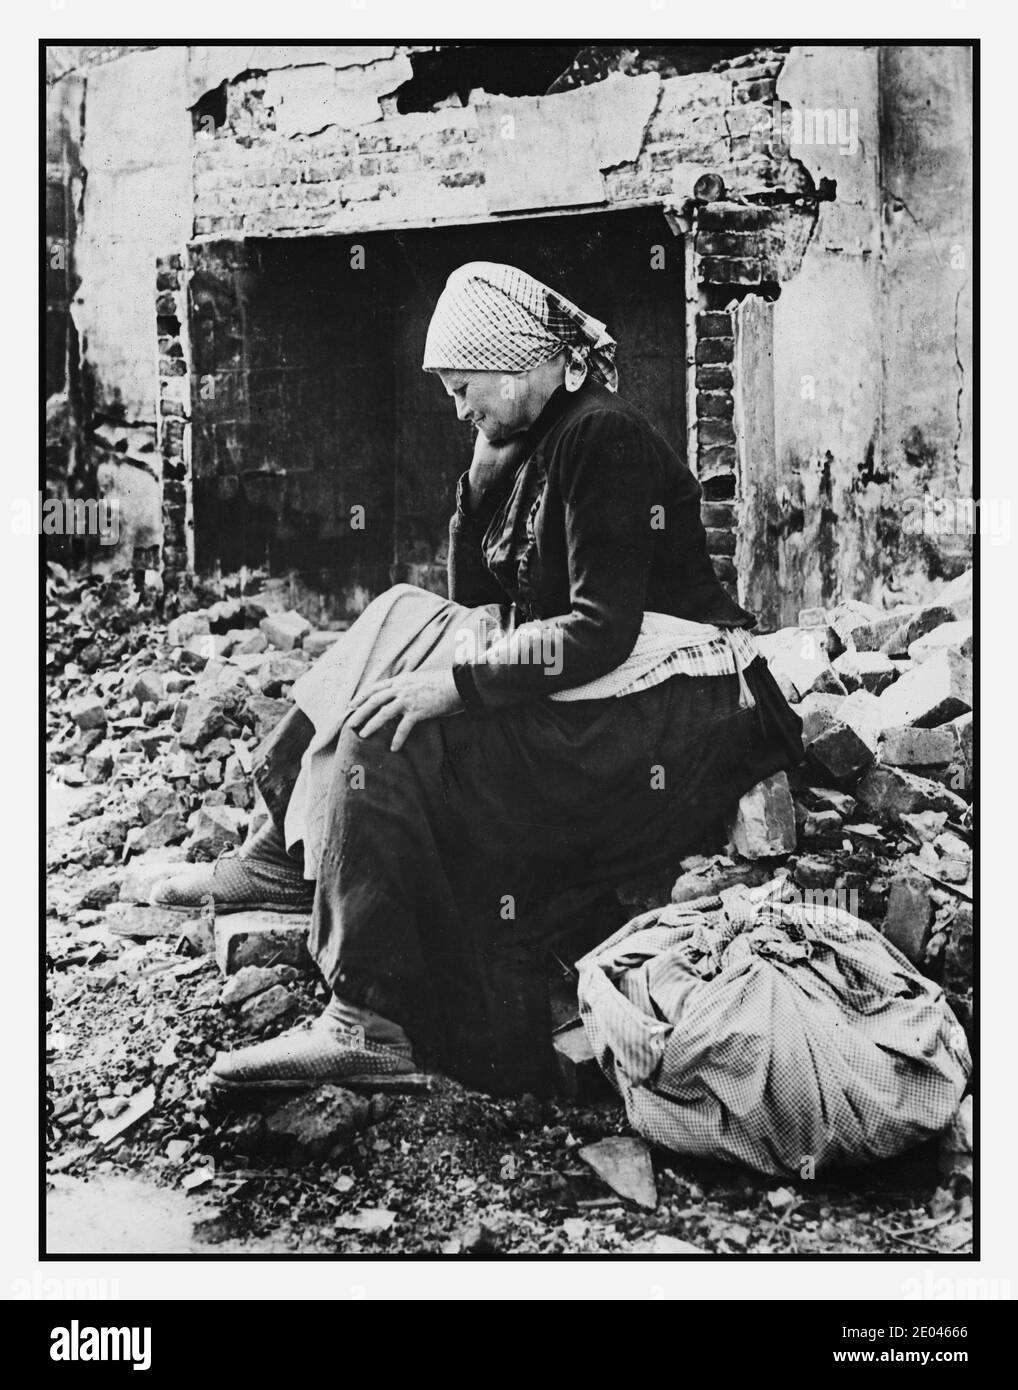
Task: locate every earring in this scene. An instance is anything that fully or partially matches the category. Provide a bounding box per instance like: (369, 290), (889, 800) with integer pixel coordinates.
(564, 350), (588, 393)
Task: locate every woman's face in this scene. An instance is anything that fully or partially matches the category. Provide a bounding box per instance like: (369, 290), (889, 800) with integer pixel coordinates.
(438, 357), (565, 441)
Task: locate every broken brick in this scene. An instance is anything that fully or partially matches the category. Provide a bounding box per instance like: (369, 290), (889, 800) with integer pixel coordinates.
(876, 649), (972, 729)
(855, 766), (967, 823)
(882, 873), (933, 965)
(167, 612), (211, 647)
(245, 694), (291, 739)
(908, 620), (973, 665)
(304, 630), (345, 658)
(900, 810), (948, 844)
(260, 610), (312, 651)
(177, 637), (213, 672)
(801, 809), (843, 846)
(936, 569), (973, 621)
(206, 598), (245, 632)
(178, 695), (230, 749)
(797, 785), (857, 817)
(946, 711), (973, 793)
(670, 857), (773, 903)
(849, 613), (908, 653)
(829, 602), (902, 654)
(128, 808), (188, 852)
(131, 670), (164, 705)
(879, 725), (955, 768)
(132, 785), (179, 827)
(223, 628), (268, 657)
(83, 743), (114, 782)
(942, 904), (973, 993)
(214, 912), (312, 974)
(255, 653), (309, 696)
(220, 964), (298, 1009)
(881, 604), (956, 657)
(797, 607), (827, 628)
(832, 650), (899, 695)
(794, 692), (846, 741)
(792, 855), (839, 890)
(728, 771), (796, 858)
(106, 902), (190, 940)
(186, 804), (248, 861)
(756, 628), (835, 700)
(70, 695), (106, 731)
(239, 982), (300, 1032)
(579, 1137), (657, 1209)
(264, 1085), (370, 1158)
(803, 696), (877, 781)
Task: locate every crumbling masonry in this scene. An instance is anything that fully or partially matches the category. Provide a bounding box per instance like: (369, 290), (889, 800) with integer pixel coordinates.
(46, 44), (973, 628)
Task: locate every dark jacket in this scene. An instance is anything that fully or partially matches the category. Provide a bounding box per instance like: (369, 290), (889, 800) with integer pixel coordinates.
(448, 381), (756, 711)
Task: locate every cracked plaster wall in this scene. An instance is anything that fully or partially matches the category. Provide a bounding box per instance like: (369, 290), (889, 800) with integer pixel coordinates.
(53, 44), (971, 611)
(739, 45), (972, 624)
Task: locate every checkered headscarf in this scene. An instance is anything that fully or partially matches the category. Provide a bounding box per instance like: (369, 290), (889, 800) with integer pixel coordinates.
(423, 261), (618, 392)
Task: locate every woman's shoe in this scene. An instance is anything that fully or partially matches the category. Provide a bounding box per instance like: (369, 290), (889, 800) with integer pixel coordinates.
(150, 850), (314, 914)
(207, 1016), (418, 1091)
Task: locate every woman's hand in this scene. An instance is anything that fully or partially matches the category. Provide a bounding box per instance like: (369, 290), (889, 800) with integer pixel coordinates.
(466, 430), (528, 510)
(347, 668), (464, 752)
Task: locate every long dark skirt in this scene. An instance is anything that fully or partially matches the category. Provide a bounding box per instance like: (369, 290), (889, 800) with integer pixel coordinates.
(255, 587), (803, 1095)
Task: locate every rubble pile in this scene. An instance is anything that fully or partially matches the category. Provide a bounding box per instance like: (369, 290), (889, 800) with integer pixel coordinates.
(46, 569), (356, 1180)
(45, 564), (973, 1253)
(669, 568), (974, 1030)
(48, 568), (345, 883)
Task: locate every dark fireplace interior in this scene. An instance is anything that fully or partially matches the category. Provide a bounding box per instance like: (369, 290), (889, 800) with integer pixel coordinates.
(188, 206), (686, 614)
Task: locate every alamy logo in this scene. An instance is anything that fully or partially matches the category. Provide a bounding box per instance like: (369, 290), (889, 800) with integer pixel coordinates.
(453, 617), (564, 677)
(50, 1321), (151, 1371)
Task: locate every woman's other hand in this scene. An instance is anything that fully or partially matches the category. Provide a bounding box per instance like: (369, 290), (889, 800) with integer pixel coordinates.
(347, 669), (464, 752)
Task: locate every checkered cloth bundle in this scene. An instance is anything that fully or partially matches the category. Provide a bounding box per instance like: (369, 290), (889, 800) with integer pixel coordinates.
(577, 879), (971, 1177)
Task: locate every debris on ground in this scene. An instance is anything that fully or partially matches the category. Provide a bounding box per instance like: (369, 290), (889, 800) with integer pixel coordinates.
(45, 564), (973, 1253)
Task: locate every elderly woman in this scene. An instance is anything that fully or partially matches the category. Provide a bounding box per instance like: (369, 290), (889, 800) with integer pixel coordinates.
(155, 262), (803, 1095)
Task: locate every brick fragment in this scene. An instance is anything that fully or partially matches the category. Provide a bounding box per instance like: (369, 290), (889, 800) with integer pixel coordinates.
(875, 649), (972, 728)
(855, 766), (967, 822)
(935, 569), (973, 620)
(239, 983), (300, 1033)
(879, 726), (955, 768)
(70, 695), (106, 731)
(881, 604), (955, 657)
(832, 650), (899, 695)
(167, 612), (211, 647)
(265, 1086), (370, 1158)
(883, 874), (933, 965)
(260, 610), (312, 651)
(728, 771), (796, 858)
(908, 620), (973, 664)
(215, 912), (312, 975)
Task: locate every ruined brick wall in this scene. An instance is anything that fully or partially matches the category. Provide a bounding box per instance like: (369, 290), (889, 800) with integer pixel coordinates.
(46, 46), (193, 575)
(191, 51), (807, 240)
(184, 46), (811, 605)
(689, 196), (820, 589)
(50, 42), (971, 621)
(156, 255), (192, 590)
(745, 45), (973, 625)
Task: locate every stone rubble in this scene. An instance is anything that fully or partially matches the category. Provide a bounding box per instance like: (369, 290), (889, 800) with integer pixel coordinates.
(47, 567), (974, 1058)
(43, 560), (974, 1251)
(715, 567), (973, 1034)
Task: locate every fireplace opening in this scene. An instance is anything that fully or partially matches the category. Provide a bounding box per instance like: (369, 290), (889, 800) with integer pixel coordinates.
(188, 205), (686, 615)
